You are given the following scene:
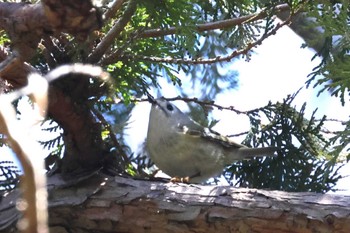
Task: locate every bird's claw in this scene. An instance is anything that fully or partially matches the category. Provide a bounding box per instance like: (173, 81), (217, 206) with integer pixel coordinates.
(170, 176), (190, 183)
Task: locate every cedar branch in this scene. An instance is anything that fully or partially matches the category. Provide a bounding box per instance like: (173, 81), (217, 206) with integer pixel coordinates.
(137, 3), (291, 38)
(109, 19), (291, 65)
(101, 3), (295, 66)
(99, 3), (291, 66)
(87, 0), (137, 63)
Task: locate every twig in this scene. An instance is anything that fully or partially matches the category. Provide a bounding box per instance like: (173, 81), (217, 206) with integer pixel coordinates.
(92, 108), (130, 166)
(130, 96), (248, 115)
(120, 95), (266, 116)
(103, 0), (127, 22)
(88, 0), (137, 63)
(137, 3), (290, 38)
(227, 131), (250, 137)
(114, 2), (304, 65)
(165, 96), (247, 114)
(102, 4), (292, 65)
(316, 118), (346, 124)
(117, 19), (290, 65)
(99, 25), (148, 66)
(320, 128), (340, 135)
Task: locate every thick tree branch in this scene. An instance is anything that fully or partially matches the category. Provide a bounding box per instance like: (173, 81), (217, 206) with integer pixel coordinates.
(1, 175), (350, 232)
(0, 3), (46, 60)
(0, 1), (102, 89)
(0, 1), (101, 62)
(0, 46), (36, 89)
(41, 0), (101, 37)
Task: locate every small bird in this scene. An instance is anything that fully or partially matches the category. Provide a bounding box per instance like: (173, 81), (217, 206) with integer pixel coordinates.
(146, 97), (277, 183)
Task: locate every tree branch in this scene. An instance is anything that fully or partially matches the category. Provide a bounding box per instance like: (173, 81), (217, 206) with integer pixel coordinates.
(165, 96), (247, 114)
(2, 175), (350, 232)
(0, 46), (36, 89)
(91, 108), (129, 167)
(87, 0), (137, 63)
(137, 3), (291, 38)
(113, 18), (291, 65)
(131, 96), (266, 116)
(100, 3), (293, 66)
(103, 0), (127, 22)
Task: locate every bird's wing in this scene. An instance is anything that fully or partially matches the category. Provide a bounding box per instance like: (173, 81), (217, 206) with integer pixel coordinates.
(176, 123), (246, 149)
(176, 122), (203, 136)
(202, 128), (247, 149)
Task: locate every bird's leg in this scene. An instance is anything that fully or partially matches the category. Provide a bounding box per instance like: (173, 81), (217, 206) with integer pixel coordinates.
(170, 176), (190, 183)
(170, 171), (201, 183)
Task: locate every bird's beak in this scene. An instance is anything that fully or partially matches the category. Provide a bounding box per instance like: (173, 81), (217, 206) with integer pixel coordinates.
(147, 94), (163, 110)
(147, 93), (157, 105)
(147, 95), (169, 116)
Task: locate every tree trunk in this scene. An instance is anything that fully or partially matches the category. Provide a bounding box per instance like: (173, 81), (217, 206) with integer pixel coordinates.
(1, 174), (349, 233)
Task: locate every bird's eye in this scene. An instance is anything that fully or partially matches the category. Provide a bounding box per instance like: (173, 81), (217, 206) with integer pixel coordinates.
(166, 103), (174, 111)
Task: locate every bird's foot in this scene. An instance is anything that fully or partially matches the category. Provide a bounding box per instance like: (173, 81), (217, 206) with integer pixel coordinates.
(170, 176), (190, 183)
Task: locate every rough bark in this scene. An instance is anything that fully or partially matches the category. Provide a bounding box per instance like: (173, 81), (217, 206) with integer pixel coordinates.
(0, 1), (100, 60)
(1, 175), (349, 233)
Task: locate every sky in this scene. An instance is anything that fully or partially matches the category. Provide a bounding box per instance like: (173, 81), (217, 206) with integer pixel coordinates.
(124, 21), (350, 194)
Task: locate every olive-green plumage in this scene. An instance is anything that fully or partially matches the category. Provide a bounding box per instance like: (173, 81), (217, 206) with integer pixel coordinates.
(146, 98), (277, 183)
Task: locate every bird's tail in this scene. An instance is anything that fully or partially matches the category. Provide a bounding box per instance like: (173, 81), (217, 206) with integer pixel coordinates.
(227, 147), (278, 162)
